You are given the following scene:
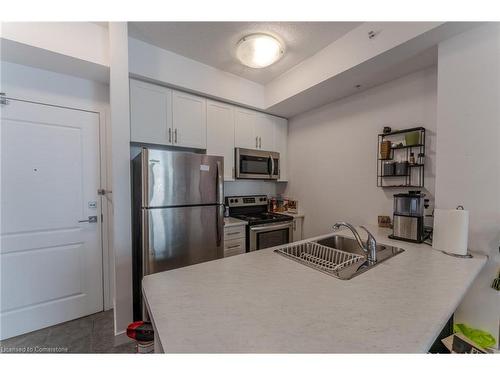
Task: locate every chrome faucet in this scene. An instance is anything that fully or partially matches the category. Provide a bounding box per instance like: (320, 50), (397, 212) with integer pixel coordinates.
(332, 222), (377, 263)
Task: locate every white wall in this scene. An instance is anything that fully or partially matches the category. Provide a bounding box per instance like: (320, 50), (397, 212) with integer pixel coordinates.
(1, 22), (109, 67)
(128, 37), (266, 109)
(265, 22), (441, 108)
(285, 67), (437, 238)
(0, 61), (108, 110)
(224, 181), (286, 198)
(435, 23), (500, 346)
(108, 23), (133, 339)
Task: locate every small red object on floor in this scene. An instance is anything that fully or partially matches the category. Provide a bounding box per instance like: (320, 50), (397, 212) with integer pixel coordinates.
(127, 321), (154, 341)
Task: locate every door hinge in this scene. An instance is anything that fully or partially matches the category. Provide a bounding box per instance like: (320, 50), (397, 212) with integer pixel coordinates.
(98, 188), (112, 196)
(0, 93), (8, 105)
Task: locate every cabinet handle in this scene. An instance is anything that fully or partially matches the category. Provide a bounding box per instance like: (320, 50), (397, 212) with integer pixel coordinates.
(174, 128), (178, 143)
(226, 244), (240, 249)
(226, 231), (239, 236)
(293, 220), (297, 231)
(255, 136), (259, 148)
(259, 137), (261, 149)
(168, 128), (172, 143)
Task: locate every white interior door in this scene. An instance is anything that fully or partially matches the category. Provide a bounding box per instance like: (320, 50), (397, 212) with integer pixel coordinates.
(0, 99), (103, 340)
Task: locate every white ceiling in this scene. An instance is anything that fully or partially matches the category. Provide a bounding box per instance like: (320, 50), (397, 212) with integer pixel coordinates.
(128, 22), (361, 84)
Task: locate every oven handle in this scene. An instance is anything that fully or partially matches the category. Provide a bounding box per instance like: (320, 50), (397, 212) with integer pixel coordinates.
(249, 221), (293, 232)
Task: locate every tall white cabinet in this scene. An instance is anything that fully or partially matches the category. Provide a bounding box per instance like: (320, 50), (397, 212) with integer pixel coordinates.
(206, 100), (235, 180)
(273, 116), (288, 182)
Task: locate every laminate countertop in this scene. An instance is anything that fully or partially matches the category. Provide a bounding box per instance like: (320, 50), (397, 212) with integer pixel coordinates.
(223, 217), (247, 227)
(142, 226), (486, 353)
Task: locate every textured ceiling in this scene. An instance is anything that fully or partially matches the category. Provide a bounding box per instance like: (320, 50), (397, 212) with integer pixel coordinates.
(128, 22), (361, 84)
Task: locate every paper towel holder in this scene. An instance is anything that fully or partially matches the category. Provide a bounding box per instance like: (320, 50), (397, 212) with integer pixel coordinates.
(439, 249), (473, 259)
(436, 205), (473, 258)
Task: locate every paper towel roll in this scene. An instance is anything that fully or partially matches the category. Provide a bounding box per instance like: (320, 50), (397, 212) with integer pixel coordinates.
(432, 208), (469, 255)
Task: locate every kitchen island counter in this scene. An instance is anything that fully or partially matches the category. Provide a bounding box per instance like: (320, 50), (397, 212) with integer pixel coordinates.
(142, 226), (487, 353)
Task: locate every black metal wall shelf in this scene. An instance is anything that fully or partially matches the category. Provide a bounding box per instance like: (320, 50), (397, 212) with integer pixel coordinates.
(377, 127), (426, 188)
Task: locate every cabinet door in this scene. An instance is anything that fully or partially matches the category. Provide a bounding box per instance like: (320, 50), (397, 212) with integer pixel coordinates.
(254, 114), (275, 151)
(130, 79), (172, 145)
(234, 108), (257, 149)
(292, 217), (303, 242)
(172, 90), (207, 149)
(206, 100), (235, 181)
(273, 116), (288, 181)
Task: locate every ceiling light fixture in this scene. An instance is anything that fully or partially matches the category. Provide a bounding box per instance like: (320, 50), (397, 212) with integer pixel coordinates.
(236, 34), (284, 69)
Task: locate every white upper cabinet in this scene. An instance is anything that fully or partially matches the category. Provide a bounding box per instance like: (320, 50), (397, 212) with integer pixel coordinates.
(234, 108), (257, 149)
(235, 109), (276, 151)
(255, 113), (275, 151)
(172, 90), (207, 149)
(130, 79), (288, 181)
(206, 100), (235, 181)
(130, 79), (172, 145)
(273, 116), (288, 181)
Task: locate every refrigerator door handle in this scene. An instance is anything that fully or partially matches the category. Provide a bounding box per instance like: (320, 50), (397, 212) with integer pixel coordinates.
(142, 210), (149, 275)
(216, 160), (224, 204)
(216, 204), (223, 250)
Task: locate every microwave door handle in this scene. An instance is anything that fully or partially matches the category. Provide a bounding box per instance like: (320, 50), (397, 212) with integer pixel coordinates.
(269, 154), (275, 176)
(267, 155), (273, 177)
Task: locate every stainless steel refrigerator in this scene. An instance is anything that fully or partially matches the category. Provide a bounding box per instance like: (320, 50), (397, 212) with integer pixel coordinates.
(132, 148), (224, 320)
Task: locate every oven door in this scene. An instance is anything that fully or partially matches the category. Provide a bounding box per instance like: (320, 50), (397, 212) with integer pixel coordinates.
(248, 221), (293, 251)
(235, 148), (280, 180)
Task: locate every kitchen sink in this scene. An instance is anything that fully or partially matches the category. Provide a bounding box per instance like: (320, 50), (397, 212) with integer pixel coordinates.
(274, 235), (404, 280)
(316, 235), (387, 256)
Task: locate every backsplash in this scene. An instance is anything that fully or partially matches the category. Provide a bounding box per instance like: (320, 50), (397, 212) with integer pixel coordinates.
(224, 180), (287, 198)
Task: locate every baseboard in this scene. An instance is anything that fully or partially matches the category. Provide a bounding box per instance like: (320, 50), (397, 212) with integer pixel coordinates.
(114, 330), (133, 347)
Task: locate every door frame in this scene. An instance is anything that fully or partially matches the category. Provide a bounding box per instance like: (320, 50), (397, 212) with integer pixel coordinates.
(2, 93), (113, 312)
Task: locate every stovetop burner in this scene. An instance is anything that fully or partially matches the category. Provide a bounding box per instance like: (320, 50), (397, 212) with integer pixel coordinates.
(231, 212), (292, 225)
(225, 195), (293, 225)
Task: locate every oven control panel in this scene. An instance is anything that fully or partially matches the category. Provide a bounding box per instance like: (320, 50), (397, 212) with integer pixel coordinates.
(226, 195), (268, 207)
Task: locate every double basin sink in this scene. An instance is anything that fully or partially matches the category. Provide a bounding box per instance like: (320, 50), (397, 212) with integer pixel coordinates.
(274, 234), (404, 280)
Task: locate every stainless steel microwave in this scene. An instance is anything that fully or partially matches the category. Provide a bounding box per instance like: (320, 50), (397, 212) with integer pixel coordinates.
(235, 148), (280, 180)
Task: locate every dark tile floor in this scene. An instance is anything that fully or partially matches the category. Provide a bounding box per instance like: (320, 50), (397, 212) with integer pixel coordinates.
(0, 310), (137, 353)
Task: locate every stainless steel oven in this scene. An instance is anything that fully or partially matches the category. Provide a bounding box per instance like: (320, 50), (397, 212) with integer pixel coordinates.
(249, 221), (293, 251)
(235, 148), (280, 180)
(226, 195), (293, 252)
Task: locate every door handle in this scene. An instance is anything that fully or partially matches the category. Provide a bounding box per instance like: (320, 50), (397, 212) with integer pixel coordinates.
(269, 154), (275, 176)
(216, 161), (224, 204)
(78, 216), (98, 223)
(174, 128), (178, 143)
